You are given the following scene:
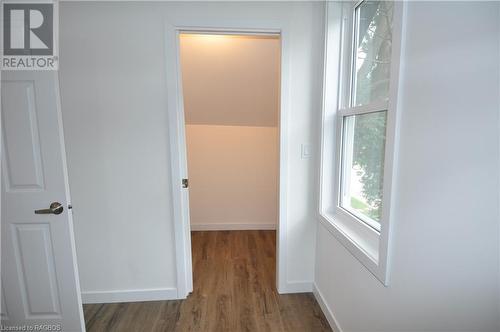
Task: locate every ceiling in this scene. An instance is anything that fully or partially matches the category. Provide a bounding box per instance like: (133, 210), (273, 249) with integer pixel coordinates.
(179, 33), (280, 127)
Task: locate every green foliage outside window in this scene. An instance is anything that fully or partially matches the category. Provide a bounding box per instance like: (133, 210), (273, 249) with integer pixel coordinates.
(351, 1), (393, 221)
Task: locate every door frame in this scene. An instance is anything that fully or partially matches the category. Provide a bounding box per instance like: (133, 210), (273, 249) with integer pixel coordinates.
(165, 24), (291, 298)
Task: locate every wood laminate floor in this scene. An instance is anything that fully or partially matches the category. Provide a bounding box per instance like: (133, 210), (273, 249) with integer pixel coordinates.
(84, 230), (332, 332)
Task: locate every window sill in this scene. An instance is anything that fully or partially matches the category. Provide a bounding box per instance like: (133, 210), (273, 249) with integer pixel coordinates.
(318, 211), (388, 285)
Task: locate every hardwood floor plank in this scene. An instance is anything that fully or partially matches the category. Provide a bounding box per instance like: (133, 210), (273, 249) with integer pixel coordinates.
(151, 300), (182, 332)
(84, 230), (332, 332)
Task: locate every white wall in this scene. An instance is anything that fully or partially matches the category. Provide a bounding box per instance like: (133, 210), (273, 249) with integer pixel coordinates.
(314, 2), (500, 331)
(58, 5), (177, 297)
(59, 1), (324, 299)
(186, 125), (278, 230)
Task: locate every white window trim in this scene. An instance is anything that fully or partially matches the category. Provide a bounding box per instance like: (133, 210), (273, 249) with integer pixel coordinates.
(318, 1), (406, 285)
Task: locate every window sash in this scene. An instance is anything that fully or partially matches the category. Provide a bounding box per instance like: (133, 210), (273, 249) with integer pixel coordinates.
(349, 0), (362, 107)
(345, 0), (392, 112)
(338, 0), (389, 232)
(338, 110), (387, 233)
(338, 100), (388, 117)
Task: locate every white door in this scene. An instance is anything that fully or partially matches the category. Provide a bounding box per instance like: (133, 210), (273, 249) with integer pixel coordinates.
(1, 71), (85, 331)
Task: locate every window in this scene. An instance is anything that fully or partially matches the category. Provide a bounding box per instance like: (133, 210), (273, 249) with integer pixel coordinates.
(352, 1), (393, 107)
(340, 111), (386, 231)
(340, 1), (393, 231)
(319, 1), (404, 284)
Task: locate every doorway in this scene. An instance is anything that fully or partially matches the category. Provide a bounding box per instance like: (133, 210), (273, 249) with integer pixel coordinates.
(173, 31), (282, 298)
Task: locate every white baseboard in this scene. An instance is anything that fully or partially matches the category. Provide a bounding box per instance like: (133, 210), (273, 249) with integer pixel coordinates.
(81, 287), (178, 304)
(313, 283), (343, 332)
(190, 222), (276, 231)
(278, 281), (313, 293)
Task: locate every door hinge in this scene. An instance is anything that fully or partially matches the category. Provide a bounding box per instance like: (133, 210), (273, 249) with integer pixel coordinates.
(182, 178), (189, 188)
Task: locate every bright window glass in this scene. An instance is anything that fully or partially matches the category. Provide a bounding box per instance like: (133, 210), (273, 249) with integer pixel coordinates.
(352, 1), (394, 106)
(341, 111), (387, 229)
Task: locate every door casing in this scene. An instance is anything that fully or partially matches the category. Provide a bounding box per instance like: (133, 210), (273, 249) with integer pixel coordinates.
(165, 24), (291, 298)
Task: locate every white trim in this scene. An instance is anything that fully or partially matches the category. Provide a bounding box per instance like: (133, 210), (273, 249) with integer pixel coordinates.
(498, 2), (500, 323)
(322, 209), (379, 262)
(53, 72), (86, 331)
(190, 223), (276, 231)
(165, 23), (192, 300)
(276, 27), (290, 294)
(81, 288), (178, 304)
(281, 281), (313, 294)
(166, 23), (291, 298)
(178, 28), (280, 37)
(318, 1), (342, 225)
(313, 284), (344, 332)
(377, 0), (407, 287)
(338, 100), (388, 117)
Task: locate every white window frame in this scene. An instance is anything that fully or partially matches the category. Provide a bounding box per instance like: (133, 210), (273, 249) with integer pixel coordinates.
(318, 0), (406, 285)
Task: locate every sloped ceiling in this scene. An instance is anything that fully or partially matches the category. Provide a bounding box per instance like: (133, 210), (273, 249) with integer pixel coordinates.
(180, 33), (280, 127)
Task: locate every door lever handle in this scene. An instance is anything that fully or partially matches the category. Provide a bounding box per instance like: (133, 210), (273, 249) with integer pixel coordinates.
(35, 202), (64, 215)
